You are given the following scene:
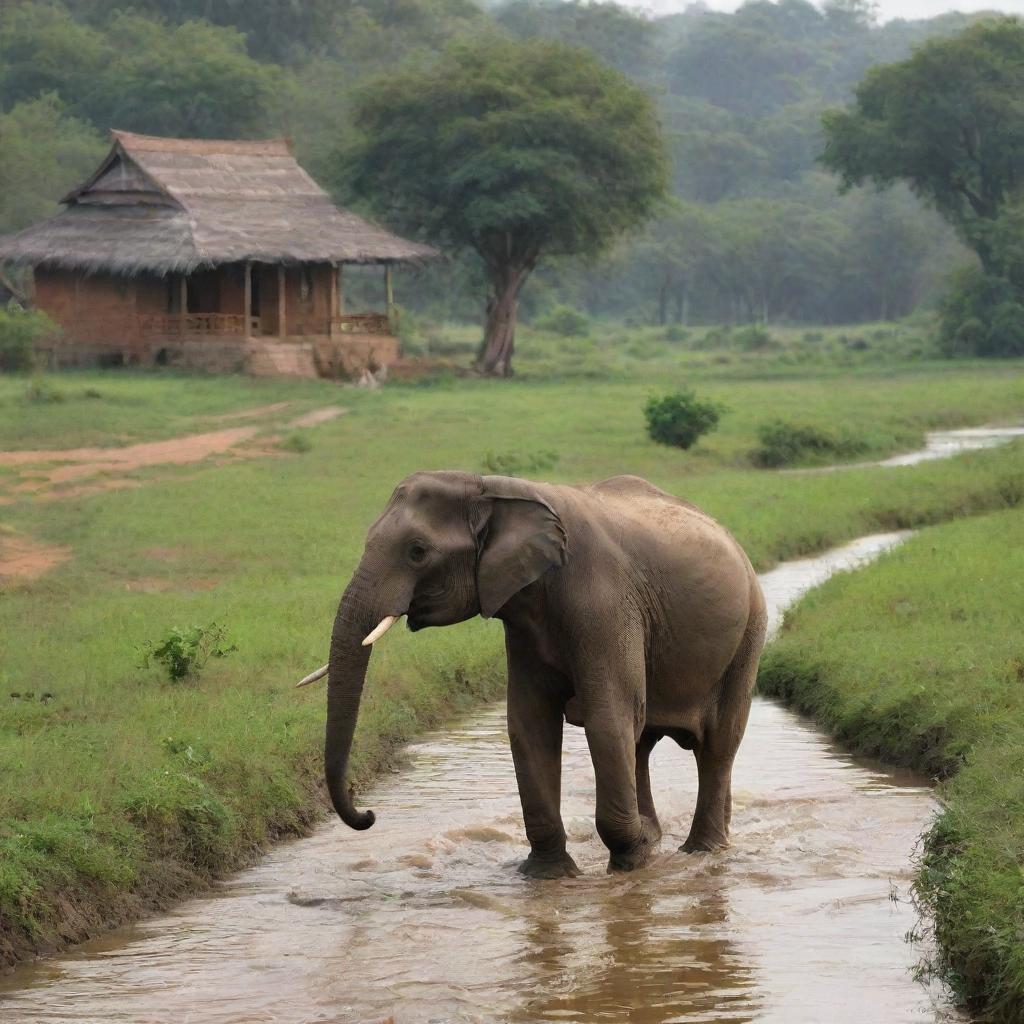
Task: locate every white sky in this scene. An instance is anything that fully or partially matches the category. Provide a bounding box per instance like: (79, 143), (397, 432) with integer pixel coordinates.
(634, 0), (1024, 22)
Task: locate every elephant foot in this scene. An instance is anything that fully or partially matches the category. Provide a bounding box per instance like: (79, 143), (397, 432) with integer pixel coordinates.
(518, 850), (582, 880)
(607, 817), (661, 873)
(680, 831), (728, 854)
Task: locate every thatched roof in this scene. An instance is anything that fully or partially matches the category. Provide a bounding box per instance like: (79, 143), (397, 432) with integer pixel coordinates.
(0, 131), (437, 275)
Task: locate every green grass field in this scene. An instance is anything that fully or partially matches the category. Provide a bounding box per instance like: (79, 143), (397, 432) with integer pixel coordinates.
(1, 343), (1023, 1001)
(760, 510), (1024, 1023)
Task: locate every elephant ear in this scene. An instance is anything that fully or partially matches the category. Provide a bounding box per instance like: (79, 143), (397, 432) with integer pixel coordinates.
(473, 476), (568, 619)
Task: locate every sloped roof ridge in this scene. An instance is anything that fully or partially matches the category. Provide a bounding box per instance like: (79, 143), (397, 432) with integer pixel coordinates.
(112, 130), (294, 158)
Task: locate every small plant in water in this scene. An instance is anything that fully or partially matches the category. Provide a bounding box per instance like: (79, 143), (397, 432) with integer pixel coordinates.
(140, 623), (237, 683)
(644, 390), (725, 450)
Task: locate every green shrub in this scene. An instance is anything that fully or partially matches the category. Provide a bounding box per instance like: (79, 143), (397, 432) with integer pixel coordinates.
(644, 390), (725, 450)
(663, 324), (689, 343)
(939, 266), (1024, 357)
(696, 325), (732, 349)
(481, 448), (559, 476)
(752, 419), (868, 467)
(733, 324), (776, 351)
(23, 373), (65, 403)
(280, 430), (312, 453)
(0, 307), (55, 371)
(139, 623), (237, 683)
(533, 304), (590, 337)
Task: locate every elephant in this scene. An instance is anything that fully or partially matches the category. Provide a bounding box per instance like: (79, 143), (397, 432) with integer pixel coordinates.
(298, 470), (767, 878)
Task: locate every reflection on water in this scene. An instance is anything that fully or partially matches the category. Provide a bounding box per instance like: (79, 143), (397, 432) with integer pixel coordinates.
(0, 533), (964, 1024)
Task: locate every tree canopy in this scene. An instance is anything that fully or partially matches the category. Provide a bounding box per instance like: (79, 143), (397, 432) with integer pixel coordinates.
(346, 37), (666, 374)
(0, 0), (997, 332)
(822, 16), (1024, 274)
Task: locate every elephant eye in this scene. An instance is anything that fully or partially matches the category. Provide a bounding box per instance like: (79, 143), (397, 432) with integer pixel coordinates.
(408, 541), (429, 564)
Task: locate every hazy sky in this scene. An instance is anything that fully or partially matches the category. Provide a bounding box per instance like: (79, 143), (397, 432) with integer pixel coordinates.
(635, 0), (1024, 21)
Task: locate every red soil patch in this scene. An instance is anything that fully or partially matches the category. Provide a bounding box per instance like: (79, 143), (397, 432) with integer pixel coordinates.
(207, 401), (294, 423)
(288, 406), (348, 428)
(0, 531), (71, 585)
(0, 426), (259, 470)
(1, 407), (347, 502)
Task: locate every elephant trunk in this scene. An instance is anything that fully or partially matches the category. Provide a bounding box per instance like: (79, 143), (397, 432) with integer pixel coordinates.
(325, 569), (378, 830)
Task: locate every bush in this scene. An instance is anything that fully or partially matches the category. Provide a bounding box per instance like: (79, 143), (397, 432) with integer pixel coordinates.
(733, 324), (776, 351)
(280, 431), (312, 453)
(939, 266), (1024, 357)
(644, 390), (725, 450)
(481, 448), (559, 476)
(139, 623), (237, 683)
(663, 324), (689, 343)
(533, 304), (590, 337)
(0, 307), (55, 371)
(23, 372), (65, 403)
(696, 325), (732, 349)
(752, 419), (868, 468)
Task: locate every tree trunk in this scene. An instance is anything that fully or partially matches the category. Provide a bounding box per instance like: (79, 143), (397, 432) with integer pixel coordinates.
(476, 264), (531, 377)
(675, 279), (688, 325)
(657, 279), (669, 326)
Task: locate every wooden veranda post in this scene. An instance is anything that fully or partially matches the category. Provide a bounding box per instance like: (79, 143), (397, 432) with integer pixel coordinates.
(243, 262), (252, 340)
(277, 265), (287, 339)
(337, 264), (345, 317)
(179, 274), (188, 337)
(384, 263), (395, 333)
(329, 262), (338, 335)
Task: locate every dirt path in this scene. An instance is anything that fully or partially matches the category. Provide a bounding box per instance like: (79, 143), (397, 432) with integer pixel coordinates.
(0, 404), (348, 582)
(208, 401), (294, 423)
(0, 426), (261, 470)
(288, 406), (347, 428)
(0, 530), (72, 585)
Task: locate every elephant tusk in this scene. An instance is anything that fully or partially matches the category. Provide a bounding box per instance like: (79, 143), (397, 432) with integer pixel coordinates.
(295, 664), (328, 688)
(362, 615), (400, 646)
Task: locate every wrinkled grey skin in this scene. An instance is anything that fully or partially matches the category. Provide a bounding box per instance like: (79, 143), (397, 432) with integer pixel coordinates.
(325, 471), (767, 877)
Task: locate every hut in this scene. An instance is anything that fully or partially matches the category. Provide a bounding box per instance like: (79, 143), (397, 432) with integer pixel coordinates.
(0, 131), (437, 377)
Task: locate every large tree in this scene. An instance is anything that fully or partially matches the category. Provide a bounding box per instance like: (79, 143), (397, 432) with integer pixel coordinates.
(821, 17), (1024, 276)
(346, 37), (666, 375)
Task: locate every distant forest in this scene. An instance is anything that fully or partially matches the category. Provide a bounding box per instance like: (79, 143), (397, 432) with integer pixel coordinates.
(0, 0), (992, 325)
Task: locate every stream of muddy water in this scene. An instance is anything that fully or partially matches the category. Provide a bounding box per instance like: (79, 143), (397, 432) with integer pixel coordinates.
(2, 530), (966, 1024)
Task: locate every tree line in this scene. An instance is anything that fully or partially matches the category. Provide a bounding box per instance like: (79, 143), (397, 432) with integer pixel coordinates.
(0, 0), (1013, 362)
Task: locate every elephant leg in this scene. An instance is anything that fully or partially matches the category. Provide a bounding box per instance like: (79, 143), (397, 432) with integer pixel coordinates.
(577, 641), (660, 873)
(507, 644), (580, 880)
(635, 729), (663, 841)
(682, 743), (735, 852)
(682, 623), (761, 854)
(586, 710), (660, 872)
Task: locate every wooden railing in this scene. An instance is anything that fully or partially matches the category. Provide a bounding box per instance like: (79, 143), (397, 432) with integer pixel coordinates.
(138, 313), (251, 336)
(333, 313), (391, 336)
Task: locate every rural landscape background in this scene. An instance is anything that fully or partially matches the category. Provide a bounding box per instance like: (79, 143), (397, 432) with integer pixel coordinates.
(2, 1), (1024, 1022)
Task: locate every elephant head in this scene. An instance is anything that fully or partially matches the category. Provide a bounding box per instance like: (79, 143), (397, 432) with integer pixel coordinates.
(310, 471), (567, 830)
